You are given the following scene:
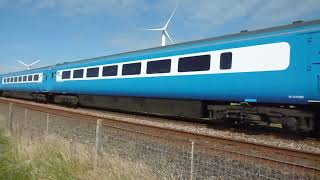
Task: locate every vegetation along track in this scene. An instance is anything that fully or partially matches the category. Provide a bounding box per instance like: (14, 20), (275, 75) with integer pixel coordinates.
(0, 97), (319, 177)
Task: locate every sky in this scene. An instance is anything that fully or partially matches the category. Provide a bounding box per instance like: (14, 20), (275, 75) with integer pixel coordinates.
(0, 0), (320, 73)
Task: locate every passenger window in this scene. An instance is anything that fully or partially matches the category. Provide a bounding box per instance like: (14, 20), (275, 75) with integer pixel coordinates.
(103, 65), (118, 77)
(4, 78), (7, 83)
(122, 63), (141, 75)
(73, 69), (84, 79)
(147, 59), (171, 74)
(86, 67), (99, 78)
(23, 76), (27, 82)
(178, 55), (211, 72)
(10, 78), (13, 83)
(62, 71), (71, 79)
(18, 76), (22, 82)
(28, 75), (33, 81)
(34, 74), (39, 81)
(14, 77), (18, 82)
(220, 52), (232, 70)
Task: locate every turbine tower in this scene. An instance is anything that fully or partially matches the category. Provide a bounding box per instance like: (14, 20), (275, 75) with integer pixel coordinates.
(146, 5), (178, 46)
(17, 60), (40, 70)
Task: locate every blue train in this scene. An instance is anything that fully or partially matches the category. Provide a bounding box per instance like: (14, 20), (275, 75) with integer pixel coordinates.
(1, 19), (320, 133)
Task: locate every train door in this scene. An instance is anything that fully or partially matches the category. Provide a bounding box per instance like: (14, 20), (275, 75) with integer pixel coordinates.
(42, 70), (50, 92)
(42, 69), (55, 92)
(307, 32), (320, 100)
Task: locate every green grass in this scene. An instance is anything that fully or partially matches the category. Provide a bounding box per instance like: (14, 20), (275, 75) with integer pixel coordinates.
(0, 132), (32, 180)
(0, 131), (156, 180)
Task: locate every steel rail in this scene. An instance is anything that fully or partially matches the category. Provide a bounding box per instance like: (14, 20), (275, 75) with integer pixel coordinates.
(0, 97), (319, 177)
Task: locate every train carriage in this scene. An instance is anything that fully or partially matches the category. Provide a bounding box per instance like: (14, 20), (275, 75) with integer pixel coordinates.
(1, 19), (320, 133)
(0, 67), (53, 101)
(50, 20), (320, 104)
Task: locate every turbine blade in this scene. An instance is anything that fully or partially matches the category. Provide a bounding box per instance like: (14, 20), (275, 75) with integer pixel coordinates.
(17, 60), (28, 67)
(164, 5), (178, 29)
(165, 31), (174, 44)
(29, 60), (40, 66)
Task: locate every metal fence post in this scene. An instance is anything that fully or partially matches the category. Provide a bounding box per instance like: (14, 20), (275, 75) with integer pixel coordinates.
(24, 108), (28, 125)
(8, 103), (13, 131)
(94, 119), (103, 169)
(190, 140), (195, 180)
(45, 113), (50, 136)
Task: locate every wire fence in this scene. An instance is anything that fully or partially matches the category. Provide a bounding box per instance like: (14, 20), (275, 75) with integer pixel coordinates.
(0, 102), (318, 180)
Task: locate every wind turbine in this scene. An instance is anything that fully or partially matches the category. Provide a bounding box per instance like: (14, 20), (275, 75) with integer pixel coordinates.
(146, 5), (178, 46)
(17, 60), (40, 70)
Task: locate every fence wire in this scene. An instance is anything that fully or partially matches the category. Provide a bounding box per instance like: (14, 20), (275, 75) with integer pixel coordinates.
(0, 103), (317, 180)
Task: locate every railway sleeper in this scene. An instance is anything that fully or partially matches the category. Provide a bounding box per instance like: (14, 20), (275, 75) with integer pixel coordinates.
(207, 105), (316, 133)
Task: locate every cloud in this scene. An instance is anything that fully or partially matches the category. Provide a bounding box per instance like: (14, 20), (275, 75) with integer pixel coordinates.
(7, 0), (320, 29)
(251, 0), (320, 24)
(16, 0), (150, 17)
(107, 31), (158, 53)
(181, 0), (257, 24)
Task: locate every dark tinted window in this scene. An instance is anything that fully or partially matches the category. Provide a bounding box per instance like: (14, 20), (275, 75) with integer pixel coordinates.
(10, 78), (13, 82)
(4, 78), (6, 83)
(18, 76), (22, 82)
(86, 67), (99, 78)
(73, 69), (84, 79)
(23, 76), (27, 82)
(122, 63), (141, 75)
(62, 71), (71, 79)
(34, 74), (39, 81)
(220, 52), (232, 70)
(178, 55), (211, 72)
(147, 59), (171, 74)
(103, 65), (118, 77)
(14, 77), (18, 82)
(28, 75), (33, 81)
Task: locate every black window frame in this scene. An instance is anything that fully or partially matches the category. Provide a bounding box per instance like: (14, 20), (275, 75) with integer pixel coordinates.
(178, 55), (211, 72)
(73, 69), (84, 79)
(102, 65), (118, 77)
(147, 59), (171, 74)
(122, 62), (141, 76)
(28, 75), (33, 81)
(86, 67), (100, 78)
(18, 76), (22, 82)
(62, 71), (71, 80)
(33, 74), (39, 81)
(220, 52), (232, 70)
(23, 76), (27, 82)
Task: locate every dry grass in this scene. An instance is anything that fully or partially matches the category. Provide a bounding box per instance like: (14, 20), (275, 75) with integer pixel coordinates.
(0, 128), (157, 180)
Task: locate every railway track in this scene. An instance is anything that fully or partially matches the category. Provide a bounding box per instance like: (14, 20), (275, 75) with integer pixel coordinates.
(0, 97), (319, 178)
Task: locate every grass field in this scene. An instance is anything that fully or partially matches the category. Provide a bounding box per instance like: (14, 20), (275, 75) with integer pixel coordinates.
(0, 129), (156, 180)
